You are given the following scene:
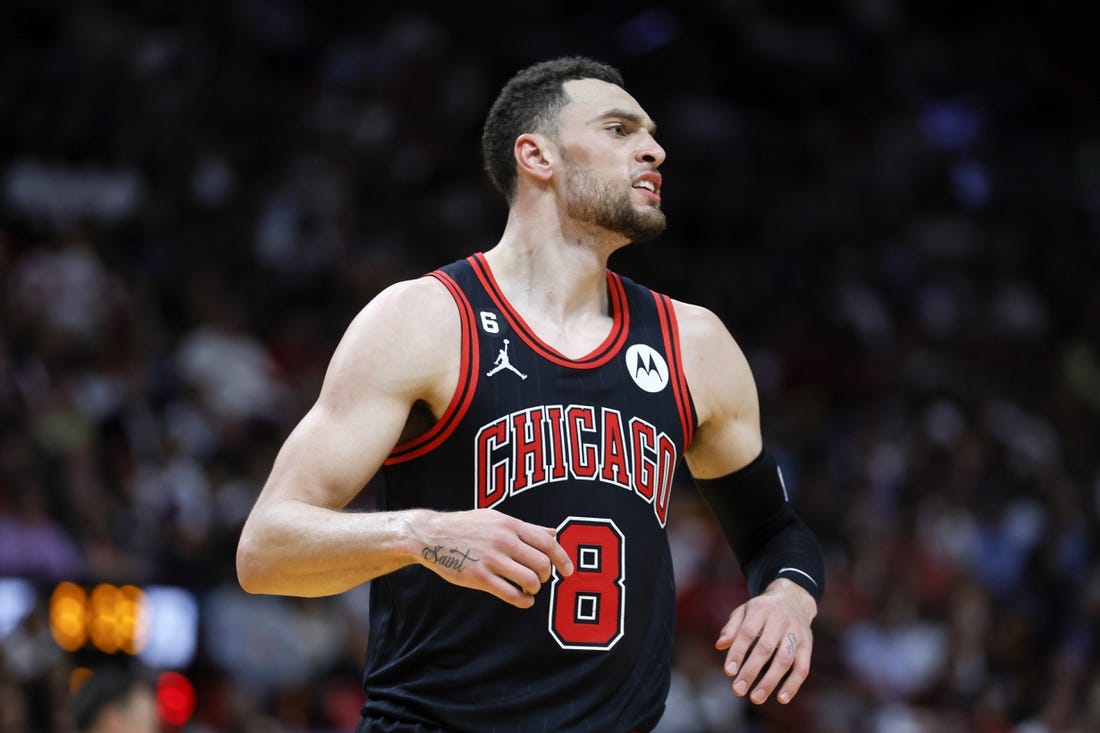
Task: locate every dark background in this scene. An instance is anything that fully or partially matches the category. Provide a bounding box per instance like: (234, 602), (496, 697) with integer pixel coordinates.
(2, 1), (1098, 731)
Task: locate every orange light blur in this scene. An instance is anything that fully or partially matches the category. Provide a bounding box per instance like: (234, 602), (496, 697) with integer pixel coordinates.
(49, 582), (88, 652)
(49, 582), (149, 655)
(69, 666), (94, 695)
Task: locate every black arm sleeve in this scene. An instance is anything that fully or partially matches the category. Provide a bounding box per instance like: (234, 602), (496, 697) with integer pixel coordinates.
(694, 449), (825, 603)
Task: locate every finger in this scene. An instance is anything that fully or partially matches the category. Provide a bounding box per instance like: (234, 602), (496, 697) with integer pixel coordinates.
(521, 525), (574, 577)
(508, 539), (555, 584)
(492, 557), (543, 596)
(433, 551), (537, 608)
(484, 575), (536, 609)
(732, 630), (780, 700)
(550, 541), (574, 577)
(721, 609), (759, 679)
(716, 604), (747, 651)
(747, 631), (798, 704)
(775, 633), (813, 704)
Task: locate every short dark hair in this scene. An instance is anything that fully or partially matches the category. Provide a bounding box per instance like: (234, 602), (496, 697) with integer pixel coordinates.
(481, 56), (625, 203)
(70, 669), (147, 731)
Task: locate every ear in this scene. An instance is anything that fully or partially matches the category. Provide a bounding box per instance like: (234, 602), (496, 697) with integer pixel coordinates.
(514, 132), (555, 185)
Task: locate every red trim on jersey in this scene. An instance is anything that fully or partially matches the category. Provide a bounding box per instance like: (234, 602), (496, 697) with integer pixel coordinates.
(385, 271), (480, 465)
(653, 292), (696, 449)
(468, 253), (630, 369)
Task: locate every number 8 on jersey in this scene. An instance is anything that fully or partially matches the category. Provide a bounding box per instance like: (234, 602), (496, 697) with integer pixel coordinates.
(549, 517), (626, 650)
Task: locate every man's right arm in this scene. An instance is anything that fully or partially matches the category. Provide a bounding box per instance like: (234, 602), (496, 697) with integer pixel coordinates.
(235, 277), (572, 607)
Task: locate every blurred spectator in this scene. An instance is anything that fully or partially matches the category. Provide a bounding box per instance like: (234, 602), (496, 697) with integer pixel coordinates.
(70, 668), (158, 733)
(0, 488), (84, 580)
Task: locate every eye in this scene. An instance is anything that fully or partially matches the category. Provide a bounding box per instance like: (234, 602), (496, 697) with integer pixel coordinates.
(607, 123), (627, 137)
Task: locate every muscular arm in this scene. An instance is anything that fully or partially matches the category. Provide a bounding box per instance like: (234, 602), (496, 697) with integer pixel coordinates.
(677, 302), (762, 480)
(675, 301), (819, 704)
(236, 278), (571, 604)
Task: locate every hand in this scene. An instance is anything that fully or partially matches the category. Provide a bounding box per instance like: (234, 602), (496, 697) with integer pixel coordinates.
(414, 509), (574, 609)
(716, 578), (817, 705)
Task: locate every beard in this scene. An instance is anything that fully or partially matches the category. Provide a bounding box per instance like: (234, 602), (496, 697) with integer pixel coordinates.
(562, 162), (666, 243)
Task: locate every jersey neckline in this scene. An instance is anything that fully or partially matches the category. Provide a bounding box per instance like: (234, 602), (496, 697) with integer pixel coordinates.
(468, 252), (631, 369)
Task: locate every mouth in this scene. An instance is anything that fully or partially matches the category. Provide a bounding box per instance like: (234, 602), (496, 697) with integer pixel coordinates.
(632, 174), (662, 202)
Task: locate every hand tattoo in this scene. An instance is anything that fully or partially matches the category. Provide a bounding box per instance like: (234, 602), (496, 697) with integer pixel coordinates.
(422, 545), (480, 573)
(786, 632), (797, 656)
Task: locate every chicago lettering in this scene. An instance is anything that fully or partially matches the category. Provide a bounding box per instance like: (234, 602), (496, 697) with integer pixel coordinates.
(474, 405), (676, 526)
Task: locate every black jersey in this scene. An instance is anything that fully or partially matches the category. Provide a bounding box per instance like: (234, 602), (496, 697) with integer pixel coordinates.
(360, 253), (697, 733)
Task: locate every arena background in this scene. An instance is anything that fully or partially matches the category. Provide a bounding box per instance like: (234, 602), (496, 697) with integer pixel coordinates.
(2, 1), (1098, 731)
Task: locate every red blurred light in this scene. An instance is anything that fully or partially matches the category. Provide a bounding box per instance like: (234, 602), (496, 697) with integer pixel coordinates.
(156, 671), (196, 726)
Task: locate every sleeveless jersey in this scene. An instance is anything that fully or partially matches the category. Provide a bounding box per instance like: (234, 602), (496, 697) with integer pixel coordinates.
(360, 253), (697, 733)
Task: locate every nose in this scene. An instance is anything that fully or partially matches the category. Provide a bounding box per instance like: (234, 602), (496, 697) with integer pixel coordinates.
(636, 131), (666, 167)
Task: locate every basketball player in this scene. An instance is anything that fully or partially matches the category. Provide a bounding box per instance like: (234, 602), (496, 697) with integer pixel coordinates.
(237, 57), (825, 732)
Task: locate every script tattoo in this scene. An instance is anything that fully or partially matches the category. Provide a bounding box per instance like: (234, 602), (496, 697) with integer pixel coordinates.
(422, 545), (480, 574)
(786, 633), (797, 656)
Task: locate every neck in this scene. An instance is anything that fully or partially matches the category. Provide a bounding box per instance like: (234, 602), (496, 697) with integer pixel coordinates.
(484, 205), (627, 323)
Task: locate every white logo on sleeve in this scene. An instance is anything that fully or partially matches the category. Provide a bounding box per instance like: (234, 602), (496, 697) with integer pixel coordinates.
(625, 344), (668, 393)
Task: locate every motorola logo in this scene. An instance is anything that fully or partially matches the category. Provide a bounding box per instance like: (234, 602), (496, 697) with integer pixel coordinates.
(625, 344), (669, 393)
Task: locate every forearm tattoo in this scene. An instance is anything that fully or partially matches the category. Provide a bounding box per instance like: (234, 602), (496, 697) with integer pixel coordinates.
(422, 545), (480, 573)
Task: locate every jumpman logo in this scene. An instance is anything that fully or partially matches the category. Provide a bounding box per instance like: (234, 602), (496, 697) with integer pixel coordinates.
(486, 339), (528, 380)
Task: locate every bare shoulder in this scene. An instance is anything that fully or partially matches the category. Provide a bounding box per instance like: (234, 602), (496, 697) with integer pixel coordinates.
(669, 299), (753, 396)
(346, 275), (457, 349)
(669, 300), (734, 351)
(320, 276), (460, 411)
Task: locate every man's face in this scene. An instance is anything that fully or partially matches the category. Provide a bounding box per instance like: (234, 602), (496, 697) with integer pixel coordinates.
(551, 78), (667, 243)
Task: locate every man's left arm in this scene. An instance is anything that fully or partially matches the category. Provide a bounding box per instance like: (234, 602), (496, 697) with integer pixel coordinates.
(674, 300), (825, 705)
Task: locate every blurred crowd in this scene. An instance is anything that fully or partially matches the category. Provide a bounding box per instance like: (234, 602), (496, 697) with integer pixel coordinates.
(2, 1), (1098, 731)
